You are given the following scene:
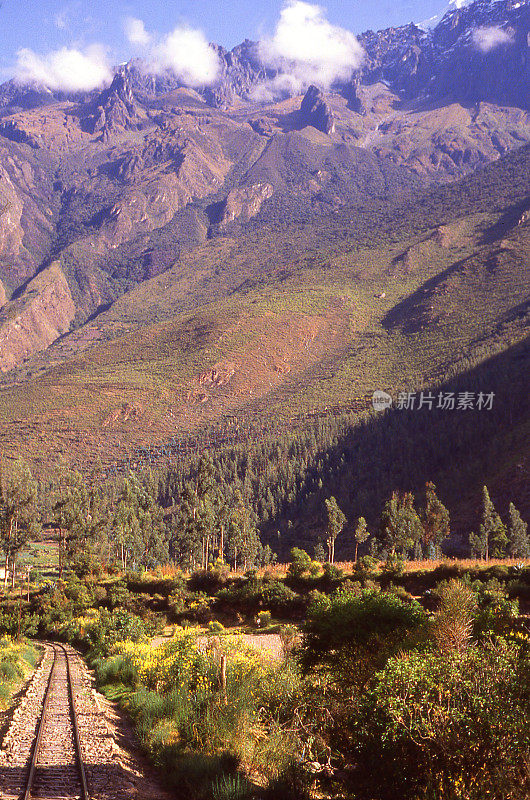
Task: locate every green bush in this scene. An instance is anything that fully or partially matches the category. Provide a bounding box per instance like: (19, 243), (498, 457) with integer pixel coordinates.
(257, 611), (272, 628)
(0, 638), (39, 710)
(189, 565), (230, 593)
(96, 630), (306, 796)
(302, 589), (428, 689)
(350, 640), (530, 799)
(321, 562), (343, 582)
(353, 555), (378, 578)
(261, 582), (301, 615)
(287, 548), (312, 580)
(211, 773), (253, 800)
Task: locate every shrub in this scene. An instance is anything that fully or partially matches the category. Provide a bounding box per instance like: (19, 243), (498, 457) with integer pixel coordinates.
(96, 629), (306, 794)
(257, 611), (272, 628)
(302, 589), (428, 689)
(381, 553), (405, 580)
(353, 555), (378, 578)
(261, 582), (301, 615)
(189, 565), (230, 593)
(321, 562), (343, 582)
(279, 625), (299, 659)
(0, 638), (38, 710)
(351, 640), (530, 799)
(211, 773), (253, 800)
(287, 548), (312, 580)
(432, 579), (477, 654)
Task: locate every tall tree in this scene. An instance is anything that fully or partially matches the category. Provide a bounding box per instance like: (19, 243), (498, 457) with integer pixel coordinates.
(0, 459), (38, 587)
(421, 481), (450, 558)
(49, 466), (92, 578)
(507, 502), (529, 558)
(325, 496), (346, 564)
(226, 490), (260, 571)
(380, 491), (423, 557)
(354, 517), (370, 562)
(469, 486), (507, 560)
(112, 473), (167, 570)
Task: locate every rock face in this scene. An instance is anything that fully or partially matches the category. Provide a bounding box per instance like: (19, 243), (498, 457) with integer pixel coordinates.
(300, 86), (335, 134)
(216, 183), (274, 229)
(0, 0), (530, 373)
(82, 69), (146, 140)
(0, 263), (75, 371)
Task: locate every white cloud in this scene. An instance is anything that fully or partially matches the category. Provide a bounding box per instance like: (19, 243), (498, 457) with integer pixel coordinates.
(151, 27), (220, 87)
(472, 26), (514, 53)
(124, 17), (151, 47)
(15, 44), (112, 92)
(123, 19), (220, 88)
(255, 0), (364, 99)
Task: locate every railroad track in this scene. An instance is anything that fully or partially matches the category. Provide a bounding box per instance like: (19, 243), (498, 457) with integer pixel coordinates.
(0, 643), (90, 800)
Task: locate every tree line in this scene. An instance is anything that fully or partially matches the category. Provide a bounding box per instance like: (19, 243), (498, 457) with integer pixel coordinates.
(0, 451), (527, 582)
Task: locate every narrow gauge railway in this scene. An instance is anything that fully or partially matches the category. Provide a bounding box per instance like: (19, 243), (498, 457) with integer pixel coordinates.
(0, 643), (89, 800)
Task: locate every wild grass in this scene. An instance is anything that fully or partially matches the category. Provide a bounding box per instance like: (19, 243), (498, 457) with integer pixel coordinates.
(0, 637), (39, 710)
(96, 630), (306, 799)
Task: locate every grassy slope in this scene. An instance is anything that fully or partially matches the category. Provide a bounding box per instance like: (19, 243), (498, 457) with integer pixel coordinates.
(0, 144), (528, 472)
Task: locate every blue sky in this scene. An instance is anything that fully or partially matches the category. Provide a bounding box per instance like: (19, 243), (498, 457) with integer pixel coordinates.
(0, 0), (449, 82)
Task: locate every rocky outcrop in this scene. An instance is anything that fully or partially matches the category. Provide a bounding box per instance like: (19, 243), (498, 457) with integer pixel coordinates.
(94, 124), (232, 248)
(341, 79), (365, 114)
(82, 69), (146, 140)
(300, 86), (335, 134)
(0, 119), (40, 148)
(0, 262), (75, 372)
(249, 117), (275, 136)
(0, 281), (6, 308)
(0, 166), (25, 264)
(216, 182), (274, 229)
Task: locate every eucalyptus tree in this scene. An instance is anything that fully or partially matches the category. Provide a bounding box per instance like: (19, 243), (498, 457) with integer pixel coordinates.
(0, 459), (39, 586)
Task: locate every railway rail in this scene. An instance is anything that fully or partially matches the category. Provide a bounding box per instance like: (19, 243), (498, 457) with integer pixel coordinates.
(0, 642), (90, 800)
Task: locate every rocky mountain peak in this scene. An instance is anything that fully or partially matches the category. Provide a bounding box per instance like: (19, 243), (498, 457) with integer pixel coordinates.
(83, 67), (145, 140)
(300, 86), (335, 134)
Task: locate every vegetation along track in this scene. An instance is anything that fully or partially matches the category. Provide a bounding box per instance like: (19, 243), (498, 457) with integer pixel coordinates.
(0, 643), (121, 800)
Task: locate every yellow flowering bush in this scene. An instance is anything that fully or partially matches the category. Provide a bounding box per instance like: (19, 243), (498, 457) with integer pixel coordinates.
(0, 636), (39, 709)
(97, 625), (306, 790)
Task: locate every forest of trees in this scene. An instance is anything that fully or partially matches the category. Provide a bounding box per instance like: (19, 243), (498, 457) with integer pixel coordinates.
(0, 448), (527, 581)
(0, 329), (526, 577)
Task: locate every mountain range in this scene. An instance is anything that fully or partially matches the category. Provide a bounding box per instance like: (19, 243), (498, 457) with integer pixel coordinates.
(0, 0), (527, 535)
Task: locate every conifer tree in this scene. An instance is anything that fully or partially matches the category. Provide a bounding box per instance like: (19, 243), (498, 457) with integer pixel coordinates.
(469, 486), (507, 560)
(507, 502), (529, 558)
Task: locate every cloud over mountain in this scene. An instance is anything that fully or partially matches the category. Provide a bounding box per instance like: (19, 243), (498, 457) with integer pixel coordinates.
(472, 25), (514, 53)
(124, 17), (152, 47)
(14, 44), (112, 92)
(124, 20), (220, 88)
(254, 0), (364, 100)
